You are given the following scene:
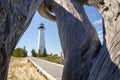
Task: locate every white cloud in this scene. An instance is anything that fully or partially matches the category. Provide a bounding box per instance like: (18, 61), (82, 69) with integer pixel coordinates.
(98, 34), (103, 45)
(98, 34), (103, 39)
(93, 19), (102, 25)
(97, 30), (103, 35)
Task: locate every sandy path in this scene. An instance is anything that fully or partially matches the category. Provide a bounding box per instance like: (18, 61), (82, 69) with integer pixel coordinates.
(7, 57), (47, 80)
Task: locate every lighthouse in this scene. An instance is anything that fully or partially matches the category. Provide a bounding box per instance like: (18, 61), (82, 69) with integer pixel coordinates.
(38, 23), (45, 55)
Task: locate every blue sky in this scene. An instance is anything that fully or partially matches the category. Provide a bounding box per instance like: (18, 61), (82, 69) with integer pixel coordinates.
(16, 5), (103, 56)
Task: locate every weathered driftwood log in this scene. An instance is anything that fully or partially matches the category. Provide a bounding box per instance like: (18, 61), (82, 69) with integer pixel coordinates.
(0, 0), (42, 79)
(54, 1), (101, 80)
(38, 0), (56, 22)
(0, 0), (120, 80)
(88, 0), (120, 80)
(38, 0), (101, 80)
(38, 0), (120, 80)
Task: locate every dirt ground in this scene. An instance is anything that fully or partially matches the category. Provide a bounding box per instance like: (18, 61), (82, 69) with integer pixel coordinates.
(7, 57), (47, 80)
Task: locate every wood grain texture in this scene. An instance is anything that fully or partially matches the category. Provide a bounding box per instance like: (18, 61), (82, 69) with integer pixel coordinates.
(0, 0), (120, 80)
(53, 0), (101, 80)
(0, 0), (42, 79)
(88, 0), (120, 80)
(39, 0), (120, 80)
(38, 0), (56, 22)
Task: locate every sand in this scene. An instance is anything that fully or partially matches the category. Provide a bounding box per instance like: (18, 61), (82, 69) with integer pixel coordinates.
(7, 57), (47, 80)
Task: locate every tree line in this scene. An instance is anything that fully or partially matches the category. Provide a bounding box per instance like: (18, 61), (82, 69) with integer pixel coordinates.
(31, 49), (47, 57)
(12, 46), (27, 57)
(12, 47), (47, 57)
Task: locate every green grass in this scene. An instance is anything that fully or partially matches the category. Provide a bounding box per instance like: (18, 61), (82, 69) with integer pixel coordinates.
(38, 56), (64, 65)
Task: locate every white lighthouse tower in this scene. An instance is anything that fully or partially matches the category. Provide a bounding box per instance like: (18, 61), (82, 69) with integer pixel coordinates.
(38, 22), (45, 55)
